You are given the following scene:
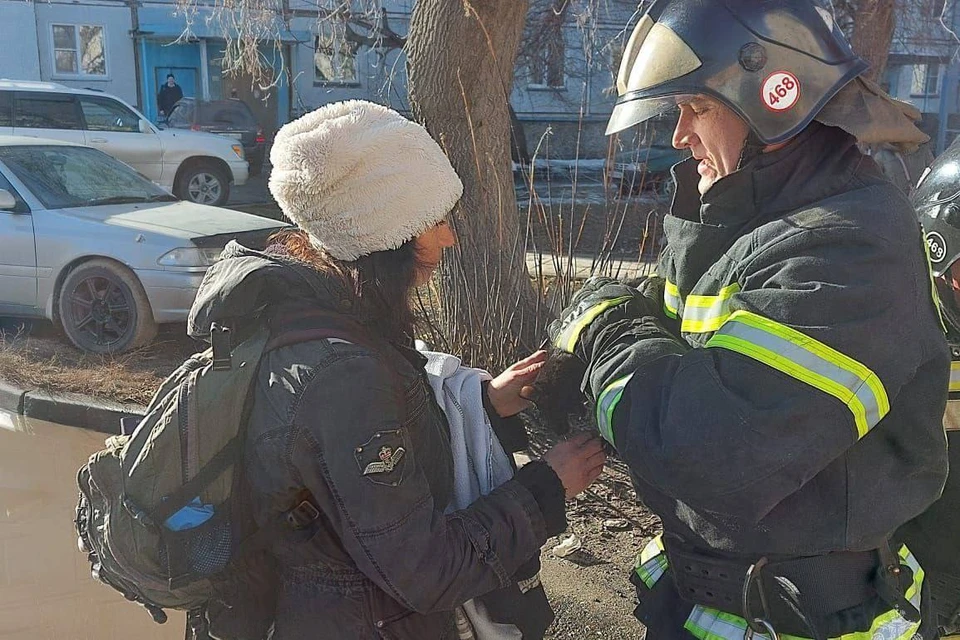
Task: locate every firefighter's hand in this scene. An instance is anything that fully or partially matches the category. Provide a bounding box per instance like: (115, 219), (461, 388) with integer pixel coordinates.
(543, 432), (607, 499)
(548, 278), (657, 359)
(487, 350), (547, 417)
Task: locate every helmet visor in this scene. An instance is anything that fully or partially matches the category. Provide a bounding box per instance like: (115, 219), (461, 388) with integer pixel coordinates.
(607, 14), (702, 136)
(607, 94), (691, 136)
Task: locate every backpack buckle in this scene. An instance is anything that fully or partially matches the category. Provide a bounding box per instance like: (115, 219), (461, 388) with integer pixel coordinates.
(210, 324), (232, 371)
(286, 500), (320, 529)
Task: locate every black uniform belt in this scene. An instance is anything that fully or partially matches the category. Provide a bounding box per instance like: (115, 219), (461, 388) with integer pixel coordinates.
(929, 571), (960, 630)
(662, 534), (908, 638)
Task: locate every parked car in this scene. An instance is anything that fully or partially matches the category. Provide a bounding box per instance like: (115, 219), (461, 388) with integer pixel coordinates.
(0, 136), (285, 353)
(606, 143), (685, 197)
(165, 97), (268, 176)
(0, 80), (248, 206)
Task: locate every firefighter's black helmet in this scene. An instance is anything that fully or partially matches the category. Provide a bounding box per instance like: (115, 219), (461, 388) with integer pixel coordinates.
(607, 0), (868, 144)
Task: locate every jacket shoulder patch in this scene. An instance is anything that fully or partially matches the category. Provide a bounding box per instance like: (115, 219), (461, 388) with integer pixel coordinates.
(354, 429), (407, 486)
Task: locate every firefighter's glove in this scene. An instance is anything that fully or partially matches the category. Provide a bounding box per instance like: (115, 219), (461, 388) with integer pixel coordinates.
(548, 277), (661, 362)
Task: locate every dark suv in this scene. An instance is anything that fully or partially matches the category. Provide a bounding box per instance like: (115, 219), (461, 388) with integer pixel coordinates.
(166, 98), (267, 175)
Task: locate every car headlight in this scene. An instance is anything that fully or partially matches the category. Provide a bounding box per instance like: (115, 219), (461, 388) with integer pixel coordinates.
(157, 247), (223, 267)
(231, 144), (245, 160)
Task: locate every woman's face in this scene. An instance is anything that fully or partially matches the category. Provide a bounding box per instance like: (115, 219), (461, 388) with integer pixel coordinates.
(414, 219), (456, 285)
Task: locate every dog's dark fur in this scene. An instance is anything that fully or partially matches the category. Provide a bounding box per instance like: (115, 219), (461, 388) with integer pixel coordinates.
(527, 349), (589, 434)
(531, 277), (650, 434)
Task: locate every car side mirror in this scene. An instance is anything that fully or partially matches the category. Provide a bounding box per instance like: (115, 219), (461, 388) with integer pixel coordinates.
(0, 189), (17, 211)
(139, 119), (153, 134)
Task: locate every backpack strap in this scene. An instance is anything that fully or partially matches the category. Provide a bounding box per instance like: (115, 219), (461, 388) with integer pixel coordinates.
(265, 307), (379, 353)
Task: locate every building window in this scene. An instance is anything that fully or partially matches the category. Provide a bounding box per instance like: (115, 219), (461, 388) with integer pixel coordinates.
(52, 24), (106, 77)
(529, 32), (566, 89)
(314, 20), (358, 85)
(911, 63), (941, 97)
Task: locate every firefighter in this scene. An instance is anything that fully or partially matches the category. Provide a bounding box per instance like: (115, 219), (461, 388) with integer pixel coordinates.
(545, 0), (949, 637)
(909, 141), (960, 637)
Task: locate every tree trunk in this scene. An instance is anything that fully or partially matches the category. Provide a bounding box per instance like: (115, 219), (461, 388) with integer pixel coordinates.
(851, 0), (896, 83)
(407, 0), (544, 369)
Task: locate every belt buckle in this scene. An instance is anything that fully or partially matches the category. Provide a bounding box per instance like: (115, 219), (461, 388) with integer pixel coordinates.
(744, 618), (779, 640)
(742, 557), (780, 640)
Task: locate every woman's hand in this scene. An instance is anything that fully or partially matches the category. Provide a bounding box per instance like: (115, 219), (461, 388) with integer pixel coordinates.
(542, 432), (607, 499)
(487, 350), (548, 417)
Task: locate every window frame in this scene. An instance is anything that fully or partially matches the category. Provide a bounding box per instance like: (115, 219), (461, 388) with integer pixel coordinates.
(313, 31), (360, 87)
(910, 62), (942, 98)
(50, 23), (109, 80)
(78, 95), (141, 133)
(13, 92), (85, 131)
(527, 27), (567, 91)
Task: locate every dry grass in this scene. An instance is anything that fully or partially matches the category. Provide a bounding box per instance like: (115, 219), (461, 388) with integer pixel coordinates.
(0, 323), (200, 406)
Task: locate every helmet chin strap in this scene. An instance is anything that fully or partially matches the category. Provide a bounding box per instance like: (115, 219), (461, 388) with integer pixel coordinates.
(736, 130), (765, 171)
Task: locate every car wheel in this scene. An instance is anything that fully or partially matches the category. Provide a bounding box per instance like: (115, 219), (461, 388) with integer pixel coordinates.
(648, 175), (675, 201)
(176, 163), (230, 206)
(57, 259), (157, 354)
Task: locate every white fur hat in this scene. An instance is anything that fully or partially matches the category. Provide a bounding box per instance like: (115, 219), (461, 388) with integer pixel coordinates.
(268, 100), (464, 261)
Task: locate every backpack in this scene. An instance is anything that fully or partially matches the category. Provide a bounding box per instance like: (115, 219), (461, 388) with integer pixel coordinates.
(74, 313), (370, 639)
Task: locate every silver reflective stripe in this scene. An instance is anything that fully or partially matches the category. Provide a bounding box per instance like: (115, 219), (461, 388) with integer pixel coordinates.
(951, 361), (960, 393)
(683, 546), (923, 640)
(596, 374), (634, 446)
(707, 311), (888, 439)
(664, 280), (681, 319)
(555, 296), (633, 353)
(635, 553), (668, 589)
(680, 283), (740, 334)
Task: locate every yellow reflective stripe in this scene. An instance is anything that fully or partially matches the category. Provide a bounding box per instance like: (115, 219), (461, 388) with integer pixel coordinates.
(638, 534), (665, 564)
(664, 279), (680, 319)
(951, 361), (960, 393)
(681, 283), (741, 334)
(706, 311), (889, 439)
(554, 296), (633, 353)
(596, 373), (633, 445)
(923, 237), (948, 335)
(684, 547), (923, 640)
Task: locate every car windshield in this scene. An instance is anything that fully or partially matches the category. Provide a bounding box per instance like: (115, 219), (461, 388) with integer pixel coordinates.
(198, 101), (256, 127)
(0, 145), (175, 209)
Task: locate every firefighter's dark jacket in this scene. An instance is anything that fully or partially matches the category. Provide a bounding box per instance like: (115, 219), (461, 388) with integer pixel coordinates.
(587, 122), (950, 557)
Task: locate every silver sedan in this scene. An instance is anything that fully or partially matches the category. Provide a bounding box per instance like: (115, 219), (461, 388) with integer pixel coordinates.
(0, 136), (285, 353)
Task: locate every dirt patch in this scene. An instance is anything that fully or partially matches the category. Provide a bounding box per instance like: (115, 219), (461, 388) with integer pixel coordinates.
(526, 421), (661, 638)
(0, 321), (200, 405)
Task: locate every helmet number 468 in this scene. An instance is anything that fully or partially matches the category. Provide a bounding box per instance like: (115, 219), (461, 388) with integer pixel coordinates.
(762, 72), (801, 112)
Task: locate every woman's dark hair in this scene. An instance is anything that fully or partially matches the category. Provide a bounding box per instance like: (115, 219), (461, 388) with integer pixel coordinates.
(268, 229), (423, 342)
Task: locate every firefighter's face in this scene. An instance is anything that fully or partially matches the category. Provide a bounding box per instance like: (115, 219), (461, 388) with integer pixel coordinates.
(946, 261), (960, 311)
(414, 219), (456, 285)
(672, 95), (750, 195)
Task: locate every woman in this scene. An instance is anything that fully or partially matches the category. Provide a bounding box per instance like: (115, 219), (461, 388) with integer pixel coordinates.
(187, 100), (606, 639)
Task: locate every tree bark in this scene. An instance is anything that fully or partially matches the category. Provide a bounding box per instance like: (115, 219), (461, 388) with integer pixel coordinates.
(407, 0), (544, 368)
(851, 0), (897, 83)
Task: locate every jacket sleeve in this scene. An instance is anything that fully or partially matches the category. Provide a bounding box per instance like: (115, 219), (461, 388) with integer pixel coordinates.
(288, 349), (566, 614)
(587, 226), (939, 522)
